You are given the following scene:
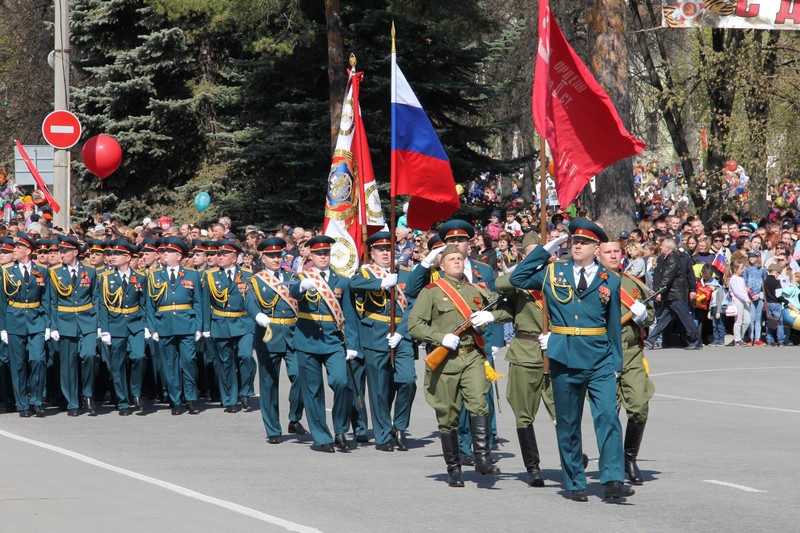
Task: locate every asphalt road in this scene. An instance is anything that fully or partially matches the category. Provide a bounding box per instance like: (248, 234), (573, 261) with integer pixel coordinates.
(1, 343), (799, 533)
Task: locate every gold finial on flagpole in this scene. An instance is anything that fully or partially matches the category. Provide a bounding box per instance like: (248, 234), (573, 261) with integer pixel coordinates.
(391, 21), (396, 53)
(349, 53), (357, 68)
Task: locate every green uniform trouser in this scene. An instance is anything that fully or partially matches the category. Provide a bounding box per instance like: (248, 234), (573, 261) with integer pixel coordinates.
(506, 361), (556, 427)
(616, 346), (655, 424)
(424, 350), (488, 433)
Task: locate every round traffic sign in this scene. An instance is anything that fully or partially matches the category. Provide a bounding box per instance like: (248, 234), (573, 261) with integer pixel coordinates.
(42, 110), (82, 149)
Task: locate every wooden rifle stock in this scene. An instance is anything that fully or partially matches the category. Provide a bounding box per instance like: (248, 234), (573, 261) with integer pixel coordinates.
(424, 299), (500, 371)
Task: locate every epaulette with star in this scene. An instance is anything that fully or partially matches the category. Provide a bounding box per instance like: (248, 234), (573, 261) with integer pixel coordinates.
(98, 269), (115, 277)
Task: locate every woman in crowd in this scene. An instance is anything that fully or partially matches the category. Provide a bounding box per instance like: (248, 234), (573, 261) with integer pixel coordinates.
(472, 232), (497, 271)
(693, 236), (715, 267)
(624, 241), (646, 281)
(495, 231), (516, 275)
(684, 234), (698, 256)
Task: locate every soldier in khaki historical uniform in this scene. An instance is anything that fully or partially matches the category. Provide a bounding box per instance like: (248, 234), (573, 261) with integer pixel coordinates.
(597, 240), (655, 486)
(495, 232), (557, 487)
(408, 244), (511, 487)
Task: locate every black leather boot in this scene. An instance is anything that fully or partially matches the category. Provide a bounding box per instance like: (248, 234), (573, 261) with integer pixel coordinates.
(517, 425), (544, 487)
(440, 432), (464, 487)
(471, 415), (501, 475)
(624, 419), (646, 485)
(83, 397), (97, 416)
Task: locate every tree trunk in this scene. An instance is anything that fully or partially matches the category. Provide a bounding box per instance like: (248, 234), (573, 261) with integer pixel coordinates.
(325, 0), (346, 151)
(701, 28), (745, 220)
(744, 31), (780, 218)
(586, 0), (636, 237)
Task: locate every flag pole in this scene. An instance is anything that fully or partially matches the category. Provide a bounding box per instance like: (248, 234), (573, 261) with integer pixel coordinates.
(350, 54), (369, 266)
(539, 136), (550, 375)
(388, 22), (398, 367)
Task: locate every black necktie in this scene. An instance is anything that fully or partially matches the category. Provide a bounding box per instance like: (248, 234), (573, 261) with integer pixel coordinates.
(122, 273), (128, 288)
(170, 269), (176, 284)
(577, 267), (587, 292)
(228, 270), (234, 283)
(321, 271), (327, 282)
(23, 266), (29, 284)
(71, 269), (78, 285)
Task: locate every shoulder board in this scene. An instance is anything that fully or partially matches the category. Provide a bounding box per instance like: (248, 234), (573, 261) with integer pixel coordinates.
(604, 268), (620, 278)
(98, 269), (115, 277)
(134, 268), (146, 276)
(472, 259), (490, 268)
(50, 262), (63, 268)
(398, 265), (411, 272)
(424, 282), (439, 290)
(552, 259), (568, 264)
(241, 266), (252, 273)
(150, 267), (164, 274)
(2, 263), (12, 270)
(184, 266), (196, 271)
(207, 267), (220, 273)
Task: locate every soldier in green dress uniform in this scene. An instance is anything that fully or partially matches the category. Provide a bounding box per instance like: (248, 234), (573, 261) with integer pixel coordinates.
(245, 237), (307, 443)
(97, 239), (148, 416)
(0, 238), (16, 411)
(510, 219), (635, 502)
(49, 235), (101, 416)
(597, 240), (655, 486)
(408, 244), (510, 487)
(350, 231), (416, 451)
(0, 232), (51, 417)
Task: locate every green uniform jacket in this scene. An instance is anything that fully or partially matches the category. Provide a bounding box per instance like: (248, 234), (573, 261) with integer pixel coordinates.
(407, 276), (511, 367)
(0, 262), (51, 333)
(97, 269), (146, 337)
(510, 245), (623, 372)
(349, 265), (411, 351)
(202, 266), (254, 338)
(144, 266), (203, 336)
(48, 264), (100, 336)
(245, 268), (299, 353)
(620, 273), (655, 366)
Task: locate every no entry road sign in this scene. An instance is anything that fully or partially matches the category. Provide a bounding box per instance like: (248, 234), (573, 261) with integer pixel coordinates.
(42, 110), (82, 150)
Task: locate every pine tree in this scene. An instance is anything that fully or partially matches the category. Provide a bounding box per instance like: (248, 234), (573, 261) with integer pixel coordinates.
(70, 0), (206, 222)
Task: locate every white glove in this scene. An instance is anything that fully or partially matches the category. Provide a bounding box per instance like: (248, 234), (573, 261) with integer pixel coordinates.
(0, 331), (7, 344)
(387, 332), (403, 348)
(421, 247), (444, 268)
(255, 313), (270, 328)
(470, 310), (495, 328)
(195, 331), (202, 342)
(380, 273), (399, 288)
(543, 235), (569, 255)
(45, 328), (51, 341)
(152, 332), (159, 342)
(144, 328), (152, 340)
(346, 349), (359, 361)
(97, 328), (103, 337)
(442, 333), (460, 351)
(630, 301), (648, 324)
(50, 330), (60, 341)
(100, 331), (112, 345)
(202, 331), (211, 338)
(538, 332), (550, 351)
(491, 346), (499, 357)
(299, 278), (316, 292)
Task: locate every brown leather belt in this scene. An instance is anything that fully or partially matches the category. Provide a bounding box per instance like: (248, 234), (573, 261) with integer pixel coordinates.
(514, 332), (539, 342)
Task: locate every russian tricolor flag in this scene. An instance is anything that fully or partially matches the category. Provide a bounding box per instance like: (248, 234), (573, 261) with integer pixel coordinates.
(391, 43), (460, 230)
(712, 248), (727, 275)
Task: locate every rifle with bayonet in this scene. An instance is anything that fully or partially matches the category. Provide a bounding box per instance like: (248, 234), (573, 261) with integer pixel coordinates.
(424, 298), (501, 371)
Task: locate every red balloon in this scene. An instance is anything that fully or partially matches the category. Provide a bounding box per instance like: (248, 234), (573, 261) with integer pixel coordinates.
(82, 135), (122, 179)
